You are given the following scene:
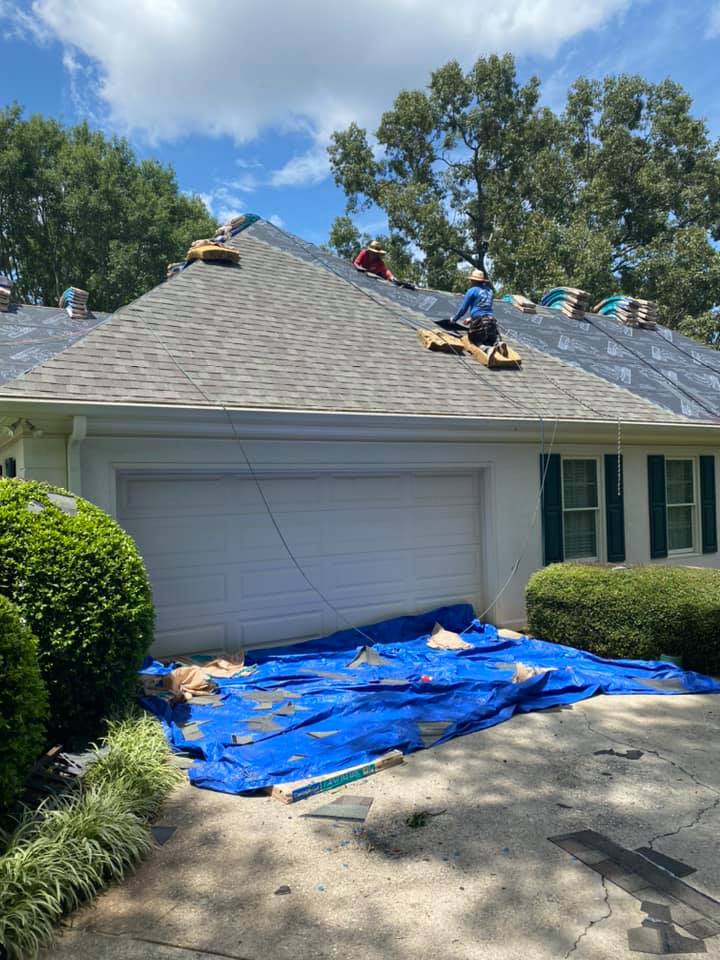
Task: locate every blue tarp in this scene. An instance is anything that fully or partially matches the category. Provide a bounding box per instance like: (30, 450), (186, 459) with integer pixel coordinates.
(141, 605), (720, 796)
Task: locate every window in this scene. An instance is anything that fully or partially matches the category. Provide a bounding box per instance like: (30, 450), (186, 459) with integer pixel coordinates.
(666, 459), (696, 553)
(562, 458), (599, 560)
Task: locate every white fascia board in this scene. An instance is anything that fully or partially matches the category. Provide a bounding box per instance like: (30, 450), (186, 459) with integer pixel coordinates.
(1, 397), (719, 445)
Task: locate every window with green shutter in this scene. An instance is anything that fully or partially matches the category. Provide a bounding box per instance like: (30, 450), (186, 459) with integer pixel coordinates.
(665, 459), (696, 554)
(561, 458), (599, 560)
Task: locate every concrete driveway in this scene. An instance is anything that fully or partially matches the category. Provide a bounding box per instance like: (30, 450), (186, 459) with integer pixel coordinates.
(46, 693), (720, 960)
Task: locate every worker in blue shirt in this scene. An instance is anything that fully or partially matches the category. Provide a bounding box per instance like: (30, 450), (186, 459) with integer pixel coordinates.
(438, 268), (504, 350)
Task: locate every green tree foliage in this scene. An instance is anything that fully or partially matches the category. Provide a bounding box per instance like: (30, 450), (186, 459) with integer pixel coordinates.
(0, 105), (217, 312)
(328, 58), (720, 329)
(0, 596), (47, 812)
(0, 480), (154, 738)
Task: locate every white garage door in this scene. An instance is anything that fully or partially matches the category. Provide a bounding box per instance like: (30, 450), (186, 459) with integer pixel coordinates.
(117, 472), (485, 657)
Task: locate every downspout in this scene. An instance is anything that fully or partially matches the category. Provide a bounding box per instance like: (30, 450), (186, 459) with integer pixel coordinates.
(66, 415), (87, 495)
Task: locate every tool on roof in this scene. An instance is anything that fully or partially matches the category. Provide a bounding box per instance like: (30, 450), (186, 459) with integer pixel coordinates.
(417, 327), (521, 368)
(540, 287), (591, 320)
(58, 286), (89, 320)
(185, 239), (240, 264)
(593, 295), (658, 329)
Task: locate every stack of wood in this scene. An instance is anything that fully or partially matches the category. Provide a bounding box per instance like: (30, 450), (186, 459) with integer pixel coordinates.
(593, 296), (658, 330)
(0, 274), (11, 313)
(540, 287), (591, 320)
(508, 294), (536, 314)
(59, 286), (89, 320)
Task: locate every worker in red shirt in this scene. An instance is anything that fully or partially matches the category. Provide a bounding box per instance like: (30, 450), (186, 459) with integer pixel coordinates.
(353, 240), (395, 281)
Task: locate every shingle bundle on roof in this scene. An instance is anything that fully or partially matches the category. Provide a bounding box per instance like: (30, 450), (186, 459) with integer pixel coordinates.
(502, 293), (536, 314)
(166, 261), (186, 280)
(185, 239), (240, 264)
(0, 275), (11, 313)
(593, 296), (658, 330)
(540, 287), (591, 320)
(59, 287), (89, 320)
(213, 213), (261, 243)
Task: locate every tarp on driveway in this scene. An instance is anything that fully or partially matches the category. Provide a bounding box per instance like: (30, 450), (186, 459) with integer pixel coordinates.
(141, 604), (720, 796)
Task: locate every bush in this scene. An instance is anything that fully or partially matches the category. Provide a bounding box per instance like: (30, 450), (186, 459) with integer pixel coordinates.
(0, 715), (181, 959)
(0, 598), (47, 812)
(526, 563), (720, 675)
(0, 479), (154, 737)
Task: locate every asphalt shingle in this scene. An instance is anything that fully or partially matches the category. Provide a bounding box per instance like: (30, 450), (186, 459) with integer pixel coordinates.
(0, 228), (702, 424)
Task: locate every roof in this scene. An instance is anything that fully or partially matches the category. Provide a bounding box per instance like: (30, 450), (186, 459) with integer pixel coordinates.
(0, 304), (110, 388)
(0, 220), (716, 427)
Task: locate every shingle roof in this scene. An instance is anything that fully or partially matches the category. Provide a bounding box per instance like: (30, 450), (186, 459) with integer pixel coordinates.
(0, 221), (712, 426)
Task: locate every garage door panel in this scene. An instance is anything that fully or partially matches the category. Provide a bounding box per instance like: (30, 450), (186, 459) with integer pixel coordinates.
(413, 473), (478, 502)
(330, 475), (404, 506)
(118, 471), (485, 656)
(152, 573), (227, 608)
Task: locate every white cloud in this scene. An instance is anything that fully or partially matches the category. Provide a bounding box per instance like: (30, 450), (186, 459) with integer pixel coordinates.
(0, 0), (50, 42)
(270, 146), (329, 187)
(706, 3), (720, 37)
(268, 214), (285, 228)
(17, 0), (632, 168)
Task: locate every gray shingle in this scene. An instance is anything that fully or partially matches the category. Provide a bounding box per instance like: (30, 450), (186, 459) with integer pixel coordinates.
(0, 230), (698, 424)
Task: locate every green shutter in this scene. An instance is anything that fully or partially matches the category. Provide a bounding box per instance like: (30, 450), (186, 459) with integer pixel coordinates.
(604, 454), (626, 563)
(700, 455), (717, 554)
(540, 454), (563, 564)
(647, 455), (667, 559)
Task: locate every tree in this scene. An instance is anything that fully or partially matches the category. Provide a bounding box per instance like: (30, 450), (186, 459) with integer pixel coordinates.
(329, 54), (559, 290)
(0, 105), (217, 312)
(328, 59), (720, 329)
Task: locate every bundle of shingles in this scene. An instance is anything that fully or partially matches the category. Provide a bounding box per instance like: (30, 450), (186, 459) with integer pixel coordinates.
(0, 274), (11, 313)
(593, 296), (658, 330)
(506, 293), (536, 314)
(213, 213), (261, 243)
(185, 238), (240, 264)
(59, 286), (89, 320)
(540, 287), (591, 320)
(166, 261), (186, 280)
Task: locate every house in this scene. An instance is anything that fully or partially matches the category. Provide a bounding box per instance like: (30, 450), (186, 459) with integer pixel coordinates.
(1, 217), (719, 656)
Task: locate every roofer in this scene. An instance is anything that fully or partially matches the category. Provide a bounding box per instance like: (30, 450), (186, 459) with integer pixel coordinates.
(353, 240), (395, 282)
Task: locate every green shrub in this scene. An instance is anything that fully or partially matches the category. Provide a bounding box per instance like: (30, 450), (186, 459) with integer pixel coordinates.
(0, 479), (154, 737)
(0, 597), (47, 812)
(526, 563), (720, 674)
(0, 715), (181, 959)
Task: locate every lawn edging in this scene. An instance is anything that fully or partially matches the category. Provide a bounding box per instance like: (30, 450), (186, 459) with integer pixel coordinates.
(0, 714), (181, 960)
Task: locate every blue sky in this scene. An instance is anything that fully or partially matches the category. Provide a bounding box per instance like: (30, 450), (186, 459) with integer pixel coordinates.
(2, 0), (720, 246)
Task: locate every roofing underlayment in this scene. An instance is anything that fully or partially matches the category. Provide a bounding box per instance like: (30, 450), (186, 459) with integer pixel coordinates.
(1, 216), (718, 425)
(0, 303), (110, 388)
(140, 605), (720, 796)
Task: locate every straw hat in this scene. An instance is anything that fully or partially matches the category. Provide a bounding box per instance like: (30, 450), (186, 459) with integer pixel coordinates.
(468, 268), (488, 283)
(367, 240), (387, 255)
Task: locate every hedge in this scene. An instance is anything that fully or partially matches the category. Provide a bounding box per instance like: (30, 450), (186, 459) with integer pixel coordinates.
(0, 479), (154, 737)
(526, 563), (720, 675)
(0, 714), (182, 960)
(0, 597), (47, 813)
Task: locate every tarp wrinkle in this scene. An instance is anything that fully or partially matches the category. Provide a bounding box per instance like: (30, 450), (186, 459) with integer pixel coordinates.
(140, 604), (720, 796)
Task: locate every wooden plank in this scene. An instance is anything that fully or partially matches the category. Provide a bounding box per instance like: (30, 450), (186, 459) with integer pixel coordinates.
(268, 750), (404, 804)
(459, 336), (522, 369)
(416, 329), (464, 353)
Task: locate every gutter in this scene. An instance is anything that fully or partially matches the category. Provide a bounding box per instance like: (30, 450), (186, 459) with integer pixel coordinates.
(66, 415), (87, 494)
